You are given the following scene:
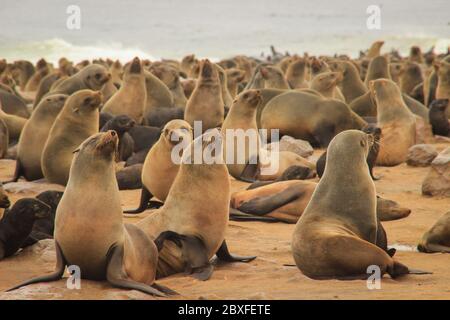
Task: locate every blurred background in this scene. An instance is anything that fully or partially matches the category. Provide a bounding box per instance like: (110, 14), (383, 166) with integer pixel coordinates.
(0, 0), (449, 63)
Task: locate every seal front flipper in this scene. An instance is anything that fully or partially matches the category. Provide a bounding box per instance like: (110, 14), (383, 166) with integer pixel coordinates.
(6, 241), (66, 292)
(123, 187), (152, 214)
(239, 162), (259, 183)
(105, 243), (167, 296)
(229, 208), (280, 222)
(237, 185), (303, 216)
(215, 240), (256, 263)
(155, 231), (214, 281)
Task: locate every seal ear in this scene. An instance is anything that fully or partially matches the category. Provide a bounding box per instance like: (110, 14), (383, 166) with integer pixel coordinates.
(72, 107), (79, 113)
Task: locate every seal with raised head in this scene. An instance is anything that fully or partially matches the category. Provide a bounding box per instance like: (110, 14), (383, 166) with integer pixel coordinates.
(13, 94), (68, 181)
(291, 130), (422, 279)
(124, 119), (192, 214)
(329, 60), (367, 104)
(137, 129), (256, 280)
(7, 131), (175, 296)
(184, 59), (224, 132)
(102, 57), (147, 123)
(370, 79), (416, 166)
(42, 90), (101, 185)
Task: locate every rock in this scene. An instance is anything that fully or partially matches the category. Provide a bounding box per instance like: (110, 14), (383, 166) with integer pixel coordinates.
(422, 147), (450, 197)
(3, 181), (65, 194)
(415, 116), (434, 144)
(266, 136), (313, 158)
(406, 144), (438, 167)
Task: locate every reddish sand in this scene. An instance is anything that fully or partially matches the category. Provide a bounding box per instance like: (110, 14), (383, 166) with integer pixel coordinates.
(0, 142), (449, 300)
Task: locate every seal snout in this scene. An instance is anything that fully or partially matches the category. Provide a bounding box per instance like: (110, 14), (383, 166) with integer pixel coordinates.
(129, 57), (142, 74)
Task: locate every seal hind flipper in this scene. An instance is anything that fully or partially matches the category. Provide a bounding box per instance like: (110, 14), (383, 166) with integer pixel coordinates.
(215, 240), (256, 263)
(105, 243), (167, 296)
(6, 241), (66, 292)
(123, 187), (152, 214)
(154, 231), (214, 281)
(151, 282), (179, 295)
(237, 185), (303, 216)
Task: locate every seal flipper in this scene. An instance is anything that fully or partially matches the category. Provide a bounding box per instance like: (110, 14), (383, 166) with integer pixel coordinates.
(215, 240), (256, 263)
(123, 187), (152, 214)
(6, 241), (66, 292)
(239, 162), (259, 183)
(155, 231), (214, 281)
(105, 243), (167, 296)
(237, 185), (303, 216)
(229, 208), (280, 222)
(3, 159), (23, 183)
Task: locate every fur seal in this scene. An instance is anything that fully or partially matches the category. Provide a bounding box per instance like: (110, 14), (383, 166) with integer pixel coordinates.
(102, 57), (147, 123)
(399, 62), (423, 96)
(0, 90), (30, 118)
(221, 89), (261, 180)
(226, 68), (246, 97)
(42, 90), (101, 185)
(435, 59), (450, 103)
(310, 71), (344, 100)
(142, 69), (174, 122)
(418, 211), (450, 253)
(116, 164), (143, 190)
(50, 64), (110, 96)
(370, 79), (416, 166)
(128, 125), (161, 153)
(100, 115), (135, 162)
(0, 198), (51, 260)
(261, 91), (367, 147)
(329, 60), (367, 103)
(149, 64), (187, 108)
(184, 59), (224, 132)
(13, 94), (68, 181)
(33, 73), (61, 108)
(285, 58), (308, 89)
(12, 60), (35, 91)
(143, 107), (184, 128)
(259, 65), (290, 89)
(137, 129), (256, 280)
(7, 131), (176, 296)
(0, 101), (27, 140)
(364, 56), (390, 86)
(291, 130), (416, 279)
(366, 41), (384, 59)
(124, 120), (192, 213)
(429, 99), (449, 136)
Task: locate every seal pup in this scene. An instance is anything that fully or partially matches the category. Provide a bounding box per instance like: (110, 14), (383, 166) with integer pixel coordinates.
(50, 64), (110, 96)
(102, 57), (147, 123)
(137, 129), (256, 280)
(100, 115), (135, 162)
(429, 99), (449, 136)
(7, 131), (175, 296)
(42, 90), (101, 185)
(291, 130), (420, 279)
(0, 198), (51, 260)
(13, 94), (67, 181)
(184, 59), (224, 132)
(370, 79), (416, 166)
(124, 120), (192, 213)
(418, 212), (450, 253)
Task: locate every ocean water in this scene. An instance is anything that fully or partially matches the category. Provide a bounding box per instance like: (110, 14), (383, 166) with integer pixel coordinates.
(0, 0), (449, 63)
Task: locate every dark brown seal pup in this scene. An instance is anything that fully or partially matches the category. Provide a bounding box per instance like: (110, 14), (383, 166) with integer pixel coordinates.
(100, 115), (135, 162)
(8, 131), (176, 296)
(429, 99), (449, 136)
(0, 198), (51, 260)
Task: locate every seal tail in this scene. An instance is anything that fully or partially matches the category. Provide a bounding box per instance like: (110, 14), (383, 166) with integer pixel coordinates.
(123, 187), (152, 214)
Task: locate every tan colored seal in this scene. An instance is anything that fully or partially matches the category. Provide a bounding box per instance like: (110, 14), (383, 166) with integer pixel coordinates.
(285, 58), (309, 89)
(15, 94), (68, 181)
(329, 60), (367, 103)
(42, 90), (101, 185)
(185, 59), (224, 131)
(102, 57), (147, 123)
(8, 131), (175, 296)
(364, 55), (390, 86)
(0, 101), (27, 140)
(418, 211), (450, 253)
(370, 79), (416, 166)
(292, 130), (413, 279)
(310, 71), (344, 100)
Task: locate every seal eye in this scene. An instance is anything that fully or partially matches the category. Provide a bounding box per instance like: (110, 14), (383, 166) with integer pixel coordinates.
(95, 73), (101, 80)
(84, 97), (92, 105)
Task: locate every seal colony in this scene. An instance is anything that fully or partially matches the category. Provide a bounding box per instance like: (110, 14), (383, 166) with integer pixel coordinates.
(0, 41), (449, 298)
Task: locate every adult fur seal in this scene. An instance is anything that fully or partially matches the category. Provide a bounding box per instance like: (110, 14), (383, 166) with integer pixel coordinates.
(142, 70), (174, 122)
(291, 130), (421, 279)
(261, 91), (367, 147)
(370, 79), (416, 166)
(42, 90), (101, 185)
(184, 59), (224, 132)
(8, 131), (175, 296)
(0, 198), (51, 260)
(13, 94), (68, 181)
(50, 64), (110, 96)
(0, 101), (27, 141)
(221, 89), (261, 180)
(364, 55), (390, 86)
(137, 129), (256, 280)
(102, 57), (147, 123)
(310, 71), (344, 100)
(124, 120), (192, 213)
(418, 211), (450, 253)
(329, 60), (367, 103)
